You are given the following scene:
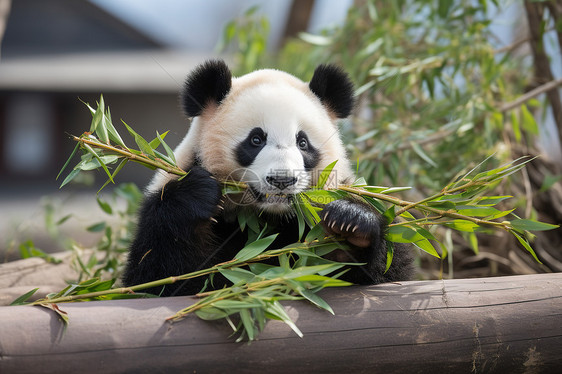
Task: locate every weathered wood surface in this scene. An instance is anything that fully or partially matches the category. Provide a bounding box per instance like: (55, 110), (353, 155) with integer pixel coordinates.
(0, 273), (561, 374)
(0, 252), (79, 306)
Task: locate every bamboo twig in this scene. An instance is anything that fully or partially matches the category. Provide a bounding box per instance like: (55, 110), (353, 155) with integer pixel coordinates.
(73, 135), (187, 177)
(499, 77), (562, 113)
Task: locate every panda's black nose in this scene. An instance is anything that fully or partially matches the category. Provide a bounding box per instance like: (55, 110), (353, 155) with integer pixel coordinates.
(266, 176), (298, 190)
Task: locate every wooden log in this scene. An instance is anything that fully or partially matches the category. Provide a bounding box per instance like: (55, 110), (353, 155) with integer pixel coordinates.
(0, 252), (80, 306)
(0, 273), (561, 374)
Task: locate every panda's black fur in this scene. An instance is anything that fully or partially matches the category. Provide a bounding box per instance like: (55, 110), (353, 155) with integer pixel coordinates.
(123, 61), (413, 296)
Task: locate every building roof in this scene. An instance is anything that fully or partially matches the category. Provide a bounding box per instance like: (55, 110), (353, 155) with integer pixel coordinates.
(0, 51), (219, 92)
(1, 0), (162, 58)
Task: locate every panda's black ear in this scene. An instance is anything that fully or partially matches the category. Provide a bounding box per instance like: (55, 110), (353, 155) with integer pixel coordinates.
(309, 64), (354, 118)
(181, 60), (232, 117)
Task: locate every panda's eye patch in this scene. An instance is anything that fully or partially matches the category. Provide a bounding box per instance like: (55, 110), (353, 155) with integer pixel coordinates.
(236, 127), (267, 167)
(296, 130), (320, 170)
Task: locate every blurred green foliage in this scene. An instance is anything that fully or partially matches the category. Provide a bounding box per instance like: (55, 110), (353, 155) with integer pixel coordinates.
(222, 0), (543, 194)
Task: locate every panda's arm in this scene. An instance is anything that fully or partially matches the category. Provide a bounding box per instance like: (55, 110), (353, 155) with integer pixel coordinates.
(320, 199), (414, 284)
(122, 166), (222, 296)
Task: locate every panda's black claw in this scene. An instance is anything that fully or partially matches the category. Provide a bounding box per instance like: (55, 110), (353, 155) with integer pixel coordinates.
(320, 199), (382, 248)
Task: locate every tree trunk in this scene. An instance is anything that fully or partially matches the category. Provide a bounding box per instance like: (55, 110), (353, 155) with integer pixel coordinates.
(524, 0), (562, 154)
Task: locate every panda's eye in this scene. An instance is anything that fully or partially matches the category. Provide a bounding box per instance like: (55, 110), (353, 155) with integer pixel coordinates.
(297, 137), (308, 150)
(251, 134), (264, 146)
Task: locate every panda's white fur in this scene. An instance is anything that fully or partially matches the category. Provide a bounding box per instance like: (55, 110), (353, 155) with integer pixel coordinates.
(123, 61), (413, 297)
(147, 69), (354, 203)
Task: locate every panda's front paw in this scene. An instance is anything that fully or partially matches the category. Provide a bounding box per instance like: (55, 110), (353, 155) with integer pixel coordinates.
(320, 199), (382, 248)
(163, 166), (222, 221)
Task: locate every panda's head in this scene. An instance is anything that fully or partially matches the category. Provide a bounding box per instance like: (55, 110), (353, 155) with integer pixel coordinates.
(149, 60), (355, 213)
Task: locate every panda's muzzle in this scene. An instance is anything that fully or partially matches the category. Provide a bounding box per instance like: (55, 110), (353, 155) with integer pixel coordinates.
(265, 175), (298, 190)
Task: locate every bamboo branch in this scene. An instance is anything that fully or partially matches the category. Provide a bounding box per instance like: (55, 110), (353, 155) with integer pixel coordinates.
(499, 77), (562, 113)
(29, 242), (336, 305)
(73, 135), (187, 177)
(337, 186), (509, 230)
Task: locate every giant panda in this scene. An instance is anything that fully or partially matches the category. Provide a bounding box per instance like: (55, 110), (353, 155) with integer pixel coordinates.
(123, 60), (413, 296)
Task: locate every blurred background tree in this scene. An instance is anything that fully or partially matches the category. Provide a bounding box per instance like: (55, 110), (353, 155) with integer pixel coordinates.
(221, 0), (562, 279)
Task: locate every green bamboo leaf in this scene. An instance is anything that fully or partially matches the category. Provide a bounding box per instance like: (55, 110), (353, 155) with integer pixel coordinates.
(93, 96), (109, 144)
(456, 205), (501, 217)
(104, 107), (127, 148)
(304, 190), (339, 205)
(148, 130), (168, 149)
(212, 299), (263, 310)
(520, 104), (539, 135)
(411, 141), (437, 167)
(234, 234), (278, 262)
(315, 160), (338, 189)
(90, 96), (103, 133)
(363, 186), (388, 193)
(10, 288), (39, 306)
(413, 238), (440, 258)
(305, 223), (326, 243)
(76, 155), (119, 171)
(83, 143), (114, 184)
(299, 32), (333, 46)
(57, 142), (80, 181)
(293, 196), (306, 240)
(285, 264), (344, 279)
(386, 225), (420, 243)
(76, 279), (115, 294)
(475, 196), (512, 206)
(361, 196), (386, 214)
(511, 110), (521, 142)
(486, 208), (515, 220)
(293, 272), (352, 285)
(510, 219), (559, 232)
(157, 131), (176, 164)
(80, 99), (96, 116)
(511, 231), (542, 263)
(354, 128), (377, 142)
(121, 120), (155, 156)
(386, 226), (439, 257)
(97, 158), (129, 194)
(296, 287), (334, 314)
(384, 206), (396, 224)
(443, 220), (480, 232)
(96, 197), (113, 214)
(59, 168), (81, 189)
(56, 214), (72, 226)
(426, 200), (457, 209)
(239, 309), (256, 341)
(195, 307), (230, 321)
(381, 186), (412, 194)
(19, 241), (62, 263)
(398, 210), (416, 222)
(264, 301), (303, 338)
(219, 268), (256, 284)
(351, 177), (368, 187)
(385, 241), (394, 273)
(86, 222), (106, 232)
(300, 196), (321, 225)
